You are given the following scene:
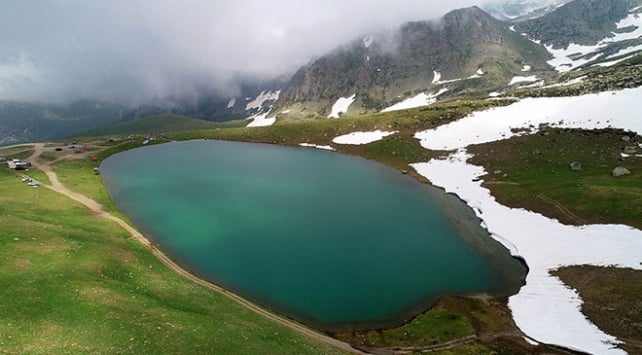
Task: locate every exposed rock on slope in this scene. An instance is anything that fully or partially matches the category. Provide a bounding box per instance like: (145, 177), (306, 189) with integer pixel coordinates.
(515, 0), (633, 47)
(276, 6), (551, 118)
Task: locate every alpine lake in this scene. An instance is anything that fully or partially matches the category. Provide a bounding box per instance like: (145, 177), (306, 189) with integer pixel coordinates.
(100, 140), (526, 331)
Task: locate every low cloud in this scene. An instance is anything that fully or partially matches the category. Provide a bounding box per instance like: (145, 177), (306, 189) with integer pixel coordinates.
(0, 0), (494, 105)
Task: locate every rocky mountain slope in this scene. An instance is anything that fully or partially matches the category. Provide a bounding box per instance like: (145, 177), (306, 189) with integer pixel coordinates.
(514, 0), (642, 72)
(0, 77), (283, 145)
(4, 0), (642, 144)
(515, 0), (635, 46)
(275, 6), (550, 118)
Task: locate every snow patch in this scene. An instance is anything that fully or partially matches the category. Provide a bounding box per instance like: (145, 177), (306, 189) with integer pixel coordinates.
(605, 43), (642, 60)
(508, 75), (539, 86)
(381, 89), (448, 113)
(227, 98), (236, 109)
(245, 90), (281, 111)
(363, 35), (374, 48)
(332, 130), (397, 145)
(299, 143), (335, 151)
(517, 81), (545, 89)
(415, 86), (642, 151)
(509, 25), (516, 32)
(541, 12), (642, 72)
(328, 94), (356, 118)
(412, 150), (641, 355)
(596, 52), (642, 67)
(246, 112), (276, 127)
(542, 76), (586, 88)
(431, 71), (442, 84)
(432, 70), (484, 85)
(488, 92), (502, 98)
(521, 65), (532, 72)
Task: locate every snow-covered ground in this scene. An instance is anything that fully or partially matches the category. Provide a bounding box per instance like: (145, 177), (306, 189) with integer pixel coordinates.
(363, 35), (374, 48)
(411, 86), (642, 354)
(432, 70), (478, 85)
(412, 151), (642, 355)
(596, 52), (642, 67)
(517, 80), (545, 89)
(416, 86), (642, 151)
(542, 11), (642, 72)
(382, 89), (448, 112)
(508, 75), (539, 86)
(328, 94), (356, 118)
(245, 90), (281, 111)
(332, 130), (397, 145)
(246, 112), (276, 127)
(541, 76), (586, 88)
(431, 71), (442, 84)
(603, 44), (642, 61)
(298, 143), (335, 151)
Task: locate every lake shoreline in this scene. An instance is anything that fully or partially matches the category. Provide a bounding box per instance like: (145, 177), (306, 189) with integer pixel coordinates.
(100, 139), (527, 333)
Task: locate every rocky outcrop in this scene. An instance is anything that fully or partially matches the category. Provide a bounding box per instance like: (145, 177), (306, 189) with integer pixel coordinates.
(276, 6), (551, 117)
(612, 166), (632, 177)
(514, 0), (631, 47)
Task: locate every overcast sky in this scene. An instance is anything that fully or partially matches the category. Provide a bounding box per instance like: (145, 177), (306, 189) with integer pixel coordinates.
(0, 0), (503, 105)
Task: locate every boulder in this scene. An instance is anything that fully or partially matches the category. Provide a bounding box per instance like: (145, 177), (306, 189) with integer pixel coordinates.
(569, 161), (582, 171)
(623, 146), (638, 155)
(612, 167), (631, 177)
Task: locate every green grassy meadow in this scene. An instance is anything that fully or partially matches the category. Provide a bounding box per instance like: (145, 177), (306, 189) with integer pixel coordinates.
(468, 128), (642, 229)
(2, 93), (641, 353)
(0, 166), (345, 354)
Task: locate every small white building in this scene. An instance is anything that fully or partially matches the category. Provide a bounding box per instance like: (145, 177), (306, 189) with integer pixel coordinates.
(7, 159), (31, 170)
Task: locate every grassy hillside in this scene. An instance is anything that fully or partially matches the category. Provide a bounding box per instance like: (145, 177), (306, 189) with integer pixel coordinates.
(0, 153), (345, 354)
(0, 100), (125, 146)
(468, 127), (642, 229)
(82, 114), (247, 137)
(3, 93), (641, 353)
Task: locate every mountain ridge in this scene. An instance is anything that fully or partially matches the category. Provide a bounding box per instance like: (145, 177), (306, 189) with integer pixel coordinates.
(275, 6), (550, 118)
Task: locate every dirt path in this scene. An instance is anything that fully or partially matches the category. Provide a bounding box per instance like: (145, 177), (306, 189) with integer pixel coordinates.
(26, 143), (359, 354)
(536, 194), (586, 225)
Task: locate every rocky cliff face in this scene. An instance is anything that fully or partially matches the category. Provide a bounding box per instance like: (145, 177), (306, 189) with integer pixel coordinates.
(514, 0), (633, 47)
(276, 6), (551, 118)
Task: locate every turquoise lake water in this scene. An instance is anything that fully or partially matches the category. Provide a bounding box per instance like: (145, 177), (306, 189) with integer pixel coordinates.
(101, 140), (525, 330)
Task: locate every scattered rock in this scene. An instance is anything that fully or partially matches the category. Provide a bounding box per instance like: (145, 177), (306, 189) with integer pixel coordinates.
(569, 162), (582, 171)
(623, 146), (638, 155)
(612, 167), (631, 177)
(400, 169), (409, 175)
(621, 136), (631, 142)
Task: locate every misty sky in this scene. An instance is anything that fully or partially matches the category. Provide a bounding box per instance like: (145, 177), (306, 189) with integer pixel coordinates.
(0, 0), (505, 104)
